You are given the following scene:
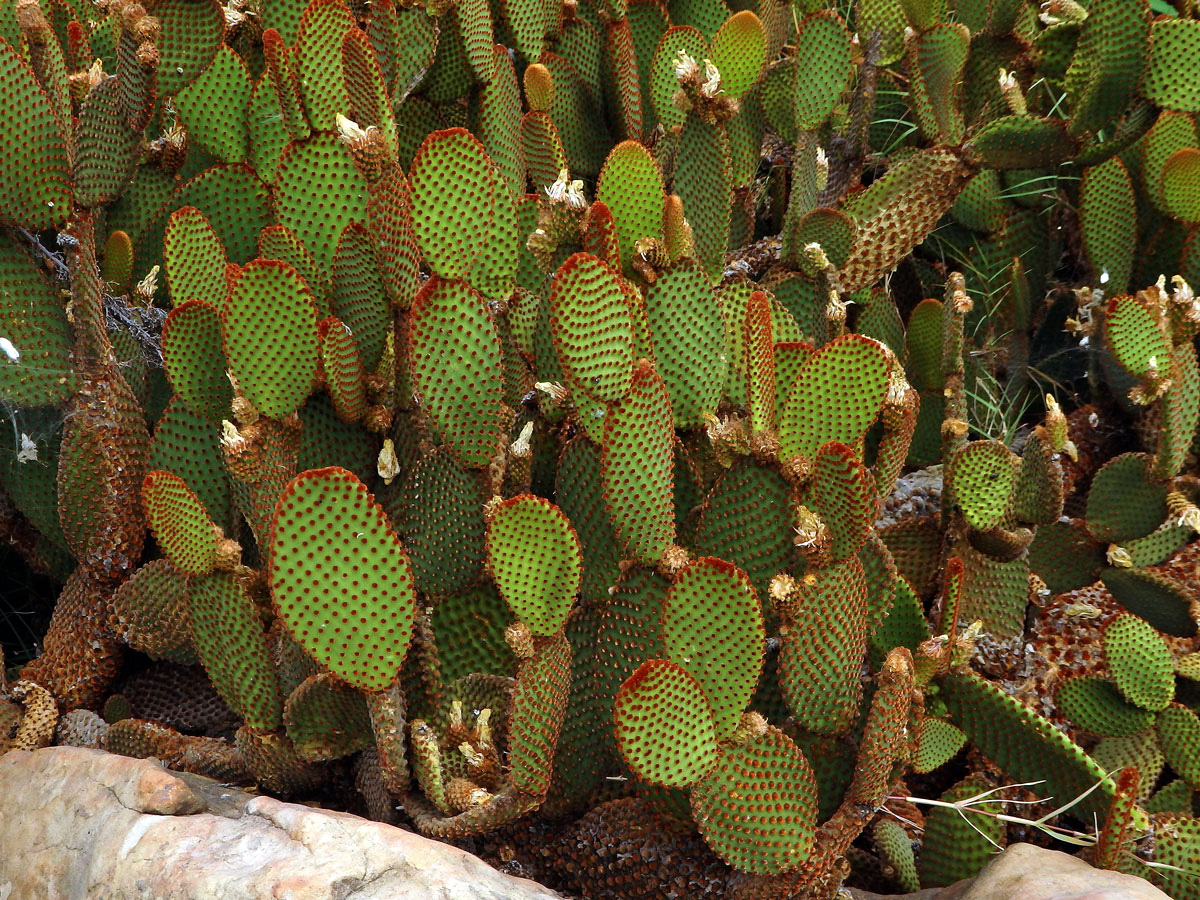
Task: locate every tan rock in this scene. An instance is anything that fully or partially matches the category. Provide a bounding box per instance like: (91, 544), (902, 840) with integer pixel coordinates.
(0, 746), (563, 900)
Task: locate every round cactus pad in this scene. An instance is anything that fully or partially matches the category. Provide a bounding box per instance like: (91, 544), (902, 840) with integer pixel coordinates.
(690, 725), (818, 874)
(486, 494), (582, 636)
(614, 659), (718, 788)
(946, 440), (1018, 532)
(142, 470), (220, 577)
(269, 467), (417, 692)
(1103, 613), (1175, 712)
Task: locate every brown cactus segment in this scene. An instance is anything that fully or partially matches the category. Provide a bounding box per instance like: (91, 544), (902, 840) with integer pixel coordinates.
(614, 658), (718, 788)
(142, 470), (220, 577)
(601, 360), (676, 565)
(486, 494), (582, 636)
(111, 559), (197, 665)
(690, 725), (818, 874)
(269, 466), (417, 692)
(408, 276), (506, 468)
(662, 557), (764, 741)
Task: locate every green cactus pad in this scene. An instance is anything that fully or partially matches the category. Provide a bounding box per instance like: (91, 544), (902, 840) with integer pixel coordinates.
(331, 223), (390, 371)
(296, 394), (374, 482)
(792, 12), (852, 133)
(1103, 613), (1175, 712)
(294, 0), (354, 130)
(467, 163), (519, 304)
(509, 631), (572, 796)
(0, 234), (75, 406)
(779, 555), (868, 735)
(1157, 704), (1200, 790)
(778, 333), (890, 462)
(1147, 814), (1200, 898)
(391, 448), (486, 597)
(366, 164), (421, 311)
(839, 148), (970, 293)
(1143, 18), (1200, 114)
(408, 276), (506, 468)
(162, 301), (234, 421)
(259, 224), (330, 307)
(662, 558), (764, 741)
(643, 260), (727, 427)
(541, 50), (610, 178)
(269, 466), (417, 692)
(1105, 294), (1172, 382)
(410, 128), (498, 280)
(707, 11), (765, 100)
(674, 118), (732, 281)
(163, 207), (228, 308)
(967, 115), (1074, 170)
(149, 398), (232, 534)
(938, 671), (1116, 822)
(951, 540), (1029, 641)
(485, 494), (582, 636)
(1057, 676), (1155, 738)
(1103, 567), (1197, 639)
(432, 585), (513, 683)
(907, 23), (967, 145)
(284, 672), (373, 762)
(873, 819), (920, 892)
(690, 724), (817, 874)
(189, 570), (282, 732)
(614, 658), (718, 788)
(1078, 158), (1136, 295)
(917, 775), (1006, 888)
(111, 559), (197, 665)
(318, 317), (367, 423)
(1013, 430), (1065, 526)
(0, 39), (71, 228)
(946, 440), (1018, 532)
(1157, 342), (1200, 480)
(648, 26), (708, 134)
(791, 208), (857, 275)
(595, 140), (665, 275)
(601, 360), (676, 564)
(235, 725), (325, 797)
(1086, 453), (1168, 543)
(904, 298), (943, 391)
(1063, 0), (1148, 137)
(1160, 149), (1200, 225)
(166, 165), (274, 267)
(555, 437), (624, 607)
(174, 46), (252, 165)
(912, 716), (967, 774)
(276, 134), (371, 272)
(222, 259), (320, 419)
(548, 252), (635, 404)
(806, 442), (875, 563)
(142, 470), (220, 578)
(248, 71), (291, 179)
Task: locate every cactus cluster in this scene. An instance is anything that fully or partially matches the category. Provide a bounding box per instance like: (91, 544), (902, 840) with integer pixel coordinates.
(1, 0), (1200, 897)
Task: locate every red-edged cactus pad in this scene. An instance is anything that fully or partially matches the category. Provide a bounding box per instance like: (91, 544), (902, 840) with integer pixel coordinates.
(0, 234), (75, 406)
(1158, 342), (1200, 479)
(778, 334), (890, 462)
(486, 494), (582, 636)
(148, 0), (224, 95)
(167, 165), (274, 267)
(111, 559), (197, 664)
(476, 46), (525, 197)
(540, 50), (610, 178)
(596, 141), (666, 274)
(644, 261), (727, 427)
(174, 46), (252, 165)
(649, 27), (708, 134)
(779, 554), (868, 735)
(74, 77), (139, 210)
(367, 164), (422, 311)
(163, 300), (234, 420)
(142, 470), (220, 578)
(1104, 295), (1172, 381)
(393, 447), (488, 597)
(946, 440), (1018, 532)
(0, 39), (71, 229)
(332, 223), (390, 371)
(806, 442), (875, 563)
(269, 466), (417, 692)
(601, 360), (676, 564)
(521, 110), (568, 192)
(318, 317), (367, 423)
(276, 135), (371, 272)
(662, 558), (764, 741)
(408, 277), (506, 468)
(467, 165), (519, 303)
(284, 672), (373, 762)
(709, 10), (766, 100)
(189, 570), (282, 732)
(549, 252), (635, 404)
(164, 207), (228, 309)
(690, 725), (818, 874)
(294, 0), (354, 130)
(149, 397), (233, 534)
(222, 259), (320, 419)
(410, 128), (498, 280)
(614, 659), (718, 788)
(607, 18), (643, 142)
(509, 631), (572, 796)
(258, 224), (331, 308)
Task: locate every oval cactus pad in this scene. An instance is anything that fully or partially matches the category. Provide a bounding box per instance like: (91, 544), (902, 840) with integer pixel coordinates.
(142, 470), (220, 577)
(269, 466), (417, 692)
(614, 658), (718, 788)
(486, 494), (582, 636)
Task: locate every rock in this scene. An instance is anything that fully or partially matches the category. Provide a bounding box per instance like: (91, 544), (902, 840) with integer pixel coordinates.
(0, 746), (564, 900)
(847, 842), (1170, 900)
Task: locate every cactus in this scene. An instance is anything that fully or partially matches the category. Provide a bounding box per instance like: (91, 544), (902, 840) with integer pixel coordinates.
(3, 0), (1200, 896)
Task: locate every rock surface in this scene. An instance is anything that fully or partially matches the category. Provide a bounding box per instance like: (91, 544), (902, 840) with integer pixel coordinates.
(0, 747), (1172, 900)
